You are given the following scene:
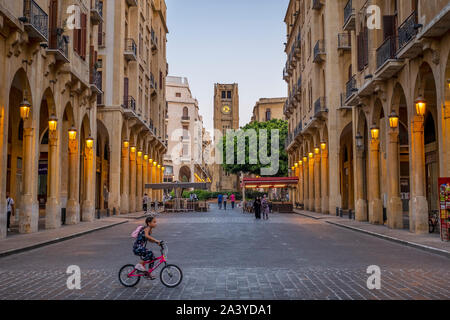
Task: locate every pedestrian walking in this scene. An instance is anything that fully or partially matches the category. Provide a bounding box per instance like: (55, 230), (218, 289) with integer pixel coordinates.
(143, 193), (149, 213)
(223, 194), (228, 210)
(6, 192), (14, 232)
(253, 197), (261, 219)
(217, 193), (223, 210)
(261, 195), (270, 220)
(230, 193), (236, 209)
(103, 184), (109, 209)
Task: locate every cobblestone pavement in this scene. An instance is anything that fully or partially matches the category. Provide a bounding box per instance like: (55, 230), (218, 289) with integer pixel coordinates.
(0, 205), (449, 300)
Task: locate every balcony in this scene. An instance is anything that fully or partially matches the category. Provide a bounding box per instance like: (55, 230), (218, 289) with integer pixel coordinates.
(314, 97), (327, 118)
(150, 73), (157, 95)
(375, 36), (404, 80)
(123, 96), (137, 117)
(126, 0), (138, 7)
(294, 77), (302, 101)
(90, 0), (103, 25)
(344, 76), (357, 102)
(343, 0), (355, 31)
(90, 69), (102, 94)
(312, 0), (323, 10)
(151, 28), (158, 53)
(396, 11), (422, 59)
(97, 92), (104, 107)
(21, 0), (48, 42)
(294, 33), (301, 58)
(47, 31), (69, 63)
(338, 33), (351, 52)
(124, 38), (137, 61)
(283, 67), (289, 82)
(181, 116), (190, 124)
(313, 40), (325, 63)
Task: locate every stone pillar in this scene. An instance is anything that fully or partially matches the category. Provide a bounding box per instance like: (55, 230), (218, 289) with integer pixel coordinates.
(0, 102), (6, 238)
(387, 129), (403, 229)
(129, 149), (136, 213)
(120, 145), (129, 214)
(136, 154), (143, 212)
(303, 160), (308, 210)
(295, 165), (300, 204)
(143, 156), (148, 199)
(151, 161), (157, 201)
(66, 138), (80, 224)
(20, 126), (39, 233)
(147, 158), (152, 200)
(410, 116), (428, 234)
(355, 149), (368, 221)
(368, 138), (383, 224)
(321, 151), (329, 214)
(81, 145), (95, 222)
(314, 154), (321, 213)
(299, 164), (304, 206)
(308, 157), (314, 212)
(45, 130), (61, 229)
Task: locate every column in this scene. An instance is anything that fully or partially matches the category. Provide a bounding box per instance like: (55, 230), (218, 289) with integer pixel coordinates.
(308, 156), (314, 212)
(303, 158), (308, 210)
(410, 115), (428, 234)
(0, 100), (6, 238)
(387, 129), (403, 229)
(120, 144), (129, 214)
(136, 153), (143, 212)
(20, 126), (39, 233)
(129, 149), (136, 213)
(321, 150), (329, 214)
(147, 157), (152, 201)
(66, 137), (80, 224)
(45, 129), (61, 229)
(295, 164), (300, 205)
(299, 163), (304, 206)
(355, 149), (368, 221)
(314, 154), (321, 212)
(81, 144), (95, 222)
(368, 138), (383, 224)
(143, 155), (148, 200)
(151, 159), (157, 201)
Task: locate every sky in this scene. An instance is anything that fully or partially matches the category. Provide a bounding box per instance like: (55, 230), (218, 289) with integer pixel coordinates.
(165, 0), (290, 133)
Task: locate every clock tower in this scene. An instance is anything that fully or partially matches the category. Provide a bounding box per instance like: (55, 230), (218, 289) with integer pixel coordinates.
(212, 83), (240, 192)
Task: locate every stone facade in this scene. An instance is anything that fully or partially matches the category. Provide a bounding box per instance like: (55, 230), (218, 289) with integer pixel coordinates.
(164, 76), (211, 185)
(211, 83), (240, 192)
(284, 0), (450, 235)
(251, 97), (287, 122)
(0, 0), (168, 239)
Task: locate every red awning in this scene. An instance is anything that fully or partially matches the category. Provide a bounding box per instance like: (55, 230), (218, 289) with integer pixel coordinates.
(241, 177), (299, 189)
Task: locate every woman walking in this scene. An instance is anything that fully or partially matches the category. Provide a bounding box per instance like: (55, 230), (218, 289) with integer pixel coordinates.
(253, 197), (261, 219)
(261, 195), (270, 220)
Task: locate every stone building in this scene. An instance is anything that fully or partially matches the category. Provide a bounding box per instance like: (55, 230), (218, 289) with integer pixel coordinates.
(164, 76), (211, 185)
(211, 83), (240, 192)
(284, 0), (450, 235)
(251, 97), (287, 122)
(0, 0), (168, 239)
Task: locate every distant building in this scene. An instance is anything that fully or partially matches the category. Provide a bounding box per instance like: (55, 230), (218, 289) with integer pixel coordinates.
(251, 98), (287, 122)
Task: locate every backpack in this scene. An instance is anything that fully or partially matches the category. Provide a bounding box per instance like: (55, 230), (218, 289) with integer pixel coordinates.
(131, 226), (144, 238)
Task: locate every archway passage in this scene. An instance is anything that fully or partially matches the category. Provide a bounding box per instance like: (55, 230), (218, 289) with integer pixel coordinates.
(339, 123), (354, 211)
(179, 166), (192, 183)
(96, 120), (110, 212)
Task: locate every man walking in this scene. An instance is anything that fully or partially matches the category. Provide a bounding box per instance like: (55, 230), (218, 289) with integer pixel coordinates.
(218, 193), (223, 210)
(6, 192), (14, 232)
(223, 194), (228, 210)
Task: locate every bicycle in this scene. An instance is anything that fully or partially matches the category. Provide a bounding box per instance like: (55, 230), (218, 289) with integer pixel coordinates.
(118, 241), (182, 288)
(429, 210), (440, 234)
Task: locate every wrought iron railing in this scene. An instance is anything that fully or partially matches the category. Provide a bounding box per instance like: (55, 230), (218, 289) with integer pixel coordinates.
(123, 96), (136, 111)
(344, 0), (354, 26)
(23, 0), (48, 40)
(50, 31), (69, 58)
(125, 38), (137, 56)
(345, 76), (357, 99)
(398, 11), (418, 50)
(376, 36), (397, 69)
(90, 69), (102, 90)
(150, 73), (157, 90)
(151, 28), (158, 48)
(314, 97), (327, 116)
(313, 40), (325, 62)
(92, 0), (103, 16)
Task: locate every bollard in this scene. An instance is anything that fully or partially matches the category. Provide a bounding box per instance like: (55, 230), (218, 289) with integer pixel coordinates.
(61, 208), (66, 225)
(107, 208), (110, 217)
(339, 208), (343, 217)
(336, 207), (339, 217)
(348, 209), (352, 220)
(97, 209), (101, 219)
(113, 208), (116, 216)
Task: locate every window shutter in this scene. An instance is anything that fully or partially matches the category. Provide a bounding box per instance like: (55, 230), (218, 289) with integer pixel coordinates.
(74, 26), (79, 55)
(49, 0), (58, 49)
(81, 13), (87, 59)
(357, 34), (362, 71)
(383, 15), (396, 40)
(363, 27), (369, 67)
(124, 77), (129, 106)
(98, 22), (103, 46)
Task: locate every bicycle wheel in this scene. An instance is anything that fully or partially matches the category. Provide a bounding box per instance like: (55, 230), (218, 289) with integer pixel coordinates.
(160, 264), (183, 288)
(119, 264), (141, 287)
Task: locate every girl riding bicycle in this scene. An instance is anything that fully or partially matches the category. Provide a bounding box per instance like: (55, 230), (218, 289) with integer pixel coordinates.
(133, 216), (161, 279)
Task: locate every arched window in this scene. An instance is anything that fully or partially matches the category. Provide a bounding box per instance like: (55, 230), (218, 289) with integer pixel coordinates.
(265, 108), (271, 121)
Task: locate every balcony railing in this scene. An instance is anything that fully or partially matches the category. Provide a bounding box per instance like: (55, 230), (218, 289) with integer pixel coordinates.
(181, 116), (190, 121)
(90, 69), (102, 94)
(314, 97), (327, 116)
(345, 76), (357, 100)
(90, 0), (103, 24)
(151, 28), (158, 51)
(376, 36), (397, 69)
(150, 73), (157, 93)
(338, 33), (351, 50)
(343, 0), (355, 30)
(48, 31), (69, 62)
(123, 96), (136, 112)
(124, 38), (137, 60)
(22, 0), (48, 41)
(313, 40), (325, 63)
(398, 11), (418, 51)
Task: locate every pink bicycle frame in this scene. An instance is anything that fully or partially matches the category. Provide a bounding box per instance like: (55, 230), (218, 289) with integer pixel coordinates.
(127, 255), (167, 277)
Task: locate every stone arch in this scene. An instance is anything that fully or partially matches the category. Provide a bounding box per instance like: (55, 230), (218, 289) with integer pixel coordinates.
(339, 122), (354, 211)
(96, 119), (111, 211)
(179, 165), (192, 183)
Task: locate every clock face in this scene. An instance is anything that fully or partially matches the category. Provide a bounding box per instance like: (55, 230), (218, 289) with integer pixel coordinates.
(222, 105), (231, 114)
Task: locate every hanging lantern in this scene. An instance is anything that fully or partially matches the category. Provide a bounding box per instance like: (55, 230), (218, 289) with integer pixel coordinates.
(19, 98), (31, 120)
(321, 141), (326, 150)
(388, 110), (399, 129)
(291, 166), (295, 171)
(415, 95), (426, 116)
(123, 140), (129, 148)
(149, 158), (153, 163)
(68, 126), (77, 141)
(137, 150), (142, 157)
(370, 125), (380, 140)
(157, 164), (161, 169)
(153, 161), (157, 167)
(86, 136), (94, 149)
(48, 114), (58, 132)
(314, 147), (320, 155)
(298, 160), (302, 166)
(144, 154), (148, 160)
(294, 163), (298, 168)
(308, 152), (313, 159)
(162, 167), (165, 172)
(303, 156), (307, 162)
(355, 132), (364, 150)
(130, 146), (136, 153)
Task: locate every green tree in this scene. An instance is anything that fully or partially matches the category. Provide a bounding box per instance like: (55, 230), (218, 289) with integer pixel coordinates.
(221, 119), (288, 177)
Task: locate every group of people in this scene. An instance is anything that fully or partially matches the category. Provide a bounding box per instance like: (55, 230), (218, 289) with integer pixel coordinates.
(252, 195), (270, 220)
(217, 193), (236, 210)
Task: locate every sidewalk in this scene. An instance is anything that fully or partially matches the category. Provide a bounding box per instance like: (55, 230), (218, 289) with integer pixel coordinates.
(0, 217), (129, 258)
(294, 209), (450, 258)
